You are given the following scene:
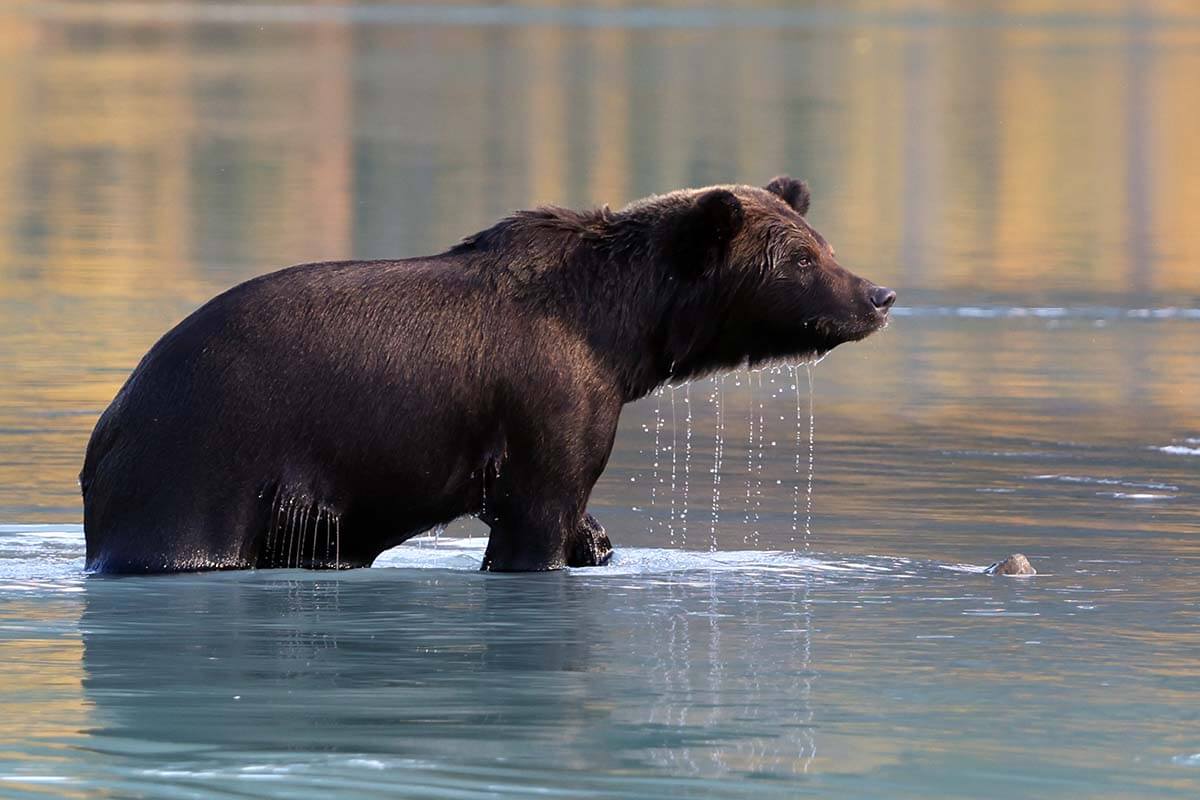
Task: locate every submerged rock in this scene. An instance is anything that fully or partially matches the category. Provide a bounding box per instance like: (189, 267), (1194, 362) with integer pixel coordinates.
(984, 553), (1036, 576)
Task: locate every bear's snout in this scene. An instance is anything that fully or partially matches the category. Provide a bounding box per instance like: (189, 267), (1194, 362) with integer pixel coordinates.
(869, 286), (897, 312)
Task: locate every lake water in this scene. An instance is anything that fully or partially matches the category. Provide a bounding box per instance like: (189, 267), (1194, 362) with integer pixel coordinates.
(1, 1), (1199, 797)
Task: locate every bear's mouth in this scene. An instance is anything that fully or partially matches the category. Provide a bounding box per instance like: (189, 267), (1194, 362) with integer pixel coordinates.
(777, 313), (886, 366)
(806, 311), (887, 349)
(859, 304), (894, 337)
(793, 349), (829, 366)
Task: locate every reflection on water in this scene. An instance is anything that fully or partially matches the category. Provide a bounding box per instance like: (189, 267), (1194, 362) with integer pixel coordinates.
(1, 1), (1199, 797)
(2, 534), (1199, 798)
(2, 0), (1199, 519)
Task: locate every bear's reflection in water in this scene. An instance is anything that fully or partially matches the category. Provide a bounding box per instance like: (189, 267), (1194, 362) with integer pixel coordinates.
(80, 567), (819, 779)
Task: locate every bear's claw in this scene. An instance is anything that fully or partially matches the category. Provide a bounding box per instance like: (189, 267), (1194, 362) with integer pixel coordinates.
(567, 513), (613, 568)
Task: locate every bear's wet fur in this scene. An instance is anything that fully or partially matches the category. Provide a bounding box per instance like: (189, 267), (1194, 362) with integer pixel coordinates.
(81, 177), (895, 574)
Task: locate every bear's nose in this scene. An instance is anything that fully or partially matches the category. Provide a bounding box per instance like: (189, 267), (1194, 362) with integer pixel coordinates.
(870, 287), (897, 310)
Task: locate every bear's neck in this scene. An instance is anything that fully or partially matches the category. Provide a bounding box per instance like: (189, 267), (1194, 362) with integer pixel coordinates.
(569, 252), (747, 404)
(551, 247), (681, 404)
(450, 208), (726, 403)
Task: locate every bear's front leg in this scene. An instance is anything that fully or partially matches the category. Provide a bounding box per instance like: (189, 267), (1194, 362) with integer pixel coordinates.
(566, 512), (612, 568)
(480, 510), (611, 571)
(479, 502), (574, 572)
(479, 396), (621, 572)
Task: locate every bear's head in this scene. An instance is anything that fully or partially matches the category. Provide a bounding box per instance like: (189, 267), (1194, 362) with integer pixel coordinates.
(643, 176), (895, 381)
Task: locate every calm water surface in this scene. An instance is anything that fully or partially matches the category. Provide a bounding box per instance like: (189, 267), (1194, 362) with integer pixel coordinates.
(1, 1), (1199, 797)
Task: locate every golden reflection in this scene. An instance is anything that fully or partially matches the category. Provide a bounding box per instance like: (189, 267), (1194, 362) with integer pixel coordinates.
(0, 598), (89, 797)
(524, 25), (568, 204)
(0, 3), (1198, 524)
(588, 26), (630, 204)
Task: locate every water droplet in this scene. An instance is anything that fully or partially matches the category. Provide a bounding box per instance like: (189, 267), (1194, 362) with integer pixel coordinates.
(668, 386), (679, 547)
(710, 376), (724, 552)
(788, 365), (816, 550)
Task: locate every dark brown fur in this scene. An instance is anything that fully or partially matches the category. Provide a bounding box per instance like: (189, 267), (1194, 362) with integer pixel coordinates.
(81, 177), (894, 573)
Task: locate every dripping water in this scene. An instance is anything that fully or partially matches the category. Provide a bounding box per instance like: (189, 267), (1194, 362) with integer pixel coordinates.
(478, 469), (489, 525)
(310, 507), (320, 567)
(790, 367), (799, 547)
(681, 382), (692, 547)
(297, 505), (309, 568)
(753, 370), (766, 548)
(789, 363), (817, 551)
(262, 494), (345, 570)
(294, 501), (305, 569)
(742, 373), (755, 544)
(799, 364), (818, 765)
(786, 364), (819, 770)
(325, 507), (332, 563)
(265, 487), (281, 567)
(651, 387), (664, 538)
(709, 377), (724, 552)
(284, 498), (296, 569)
(804, 362), (815, 549)
(668, 386), (678, 547)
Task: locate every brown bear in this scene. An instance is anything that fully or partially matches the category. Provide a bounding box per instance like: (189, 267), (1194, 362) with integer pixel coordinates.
(80, 176), (895, 573)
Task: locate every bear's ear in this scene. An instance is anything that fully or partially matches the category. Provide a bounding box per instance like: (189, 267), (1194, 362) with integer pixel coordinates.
(765, 175), (810, 216)
(664, 189), (745, 277)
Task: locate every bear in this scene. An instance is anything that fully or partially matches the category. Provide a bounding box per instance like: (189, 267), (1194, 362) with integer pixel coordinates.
(80, 176), (896, 574)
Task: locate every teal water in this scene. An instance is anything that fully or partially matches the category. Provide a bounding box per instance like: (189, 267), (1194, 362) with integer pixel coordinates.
(2, 528), (1199, 798)
(2, 1), (1200, 797)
